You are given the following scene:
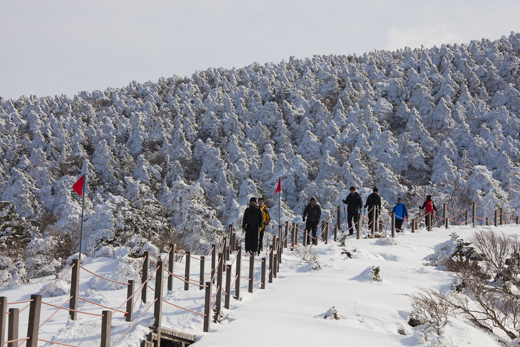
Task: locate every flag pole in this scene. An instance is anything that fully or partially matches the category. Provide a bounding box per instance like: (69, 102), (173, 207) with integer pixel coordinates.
(279, 186), (281, 229)
(79, 175), (86, 263)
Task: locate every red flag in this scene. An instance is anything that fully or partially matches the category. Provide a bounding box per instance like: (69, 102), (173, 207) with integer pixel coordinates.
(274, 177), (282, 194)
(73, 175), (84, 196)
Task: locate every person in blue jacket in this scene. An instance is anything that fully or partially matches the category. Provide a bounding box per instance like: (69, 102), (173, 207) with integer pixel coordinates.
(392, 198), (408, 232)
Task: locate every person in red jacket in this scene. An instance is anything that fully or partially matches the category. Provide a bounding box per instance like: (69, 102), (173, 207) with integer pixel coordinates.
(419, 195), (438, 229)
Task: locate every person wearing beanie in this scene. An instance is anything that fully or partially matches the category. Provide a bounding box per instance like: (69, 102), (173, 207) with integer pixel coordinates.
(419, 195), (438, 229)
(302, 196), (321, 245)
(242, 197), (263, 254)
(342, 186), (363, 235)
(257, 197), (270, 252)
(392, 198), (408, 232)
(364, 187), (382, 231)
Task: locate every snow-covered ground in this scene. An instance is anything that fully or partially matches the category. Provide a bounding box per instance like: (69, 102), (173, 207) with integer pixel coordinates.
(3, 224), (517, 346)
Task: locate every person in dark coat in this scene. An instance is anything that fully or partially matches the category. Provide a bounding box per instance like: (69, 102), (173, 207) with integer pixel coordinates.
(392, 198), (408, 232)
(302, 197), (321, 245)
(365, 187), (382, 231)
(342, 186), (363, 235)
(242, 197), (264, 254)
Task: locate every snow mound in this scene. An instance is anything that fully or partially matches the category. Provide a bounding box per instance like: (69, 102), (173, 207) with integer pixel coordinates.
(89, 257), (141, 291)
(376, 237), (398, 246)
(41, 279), (70, 297)
(423, 233), (459, 268)
(351, 266), (383, 282)
(316, 306), (345, 320)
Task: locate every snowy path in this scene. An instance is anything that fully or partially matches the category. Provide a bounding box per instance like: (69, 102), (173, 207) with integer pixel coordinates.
(2, 226), (516, 346)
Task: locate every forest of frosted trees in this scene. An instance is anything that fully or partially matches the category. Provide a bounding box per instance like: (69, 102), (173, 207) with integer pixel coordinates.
(2, 32), (520, 284)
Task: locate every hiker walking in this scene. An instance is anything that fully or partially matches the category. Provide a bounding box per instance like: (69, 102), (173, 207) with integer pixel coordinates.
(392, 198), (408, 232)
(242, 197), (263, 254)
(419, 195), (438, 229)
(342, 186), (363, 235)
(365, 187), (382, 231)
(302, 197), (321, 245)
(258, 197), (270, 253)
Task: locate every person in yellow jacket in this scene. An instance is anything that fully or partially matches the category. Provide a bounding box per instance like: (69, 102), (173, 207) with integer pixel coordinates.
(258, 197), (270, 253)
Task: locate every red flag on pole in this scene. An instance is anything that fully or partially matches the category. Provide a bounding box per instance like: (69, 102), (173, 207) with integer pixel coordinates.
(73, 175), (85, 196)
(274, 177), (282, 194)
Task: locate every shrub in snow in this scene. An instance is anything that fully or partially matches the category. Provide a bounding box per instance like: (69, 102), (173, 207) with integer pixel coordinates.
(415, 230), (520, 343)
(316, 306), (345, 320)
(295, 244), (320, 270)
(369, 266), (382, 282)
(355, 266), (383, 282)
(376, 237), (398, 246)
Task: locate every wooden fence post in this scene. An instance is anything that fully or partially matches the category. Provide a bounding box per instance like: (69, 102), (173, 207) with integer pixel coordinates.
(26, 295), (41, 347)
(211, 244), (216, 284)
(0, 297), (6, 346)
(70, 259), (80, 320)
(142, 252), (149, 304)
(303, 229), (308, 247)
(8, 308), (18, 347)
(203, 281), (212, 332)
(261, 258), (266, 289)
(224, 263), (231, 309)
(427, 212), (432, 231)
(486, 217), (490, 226)
(324, 221), (329, 244)
(517, 216), (519, 225)
(248, 254), (254, 293)
(222, 238), (227, 262)
(291, 223), (296, 248)
(274, 254), (278, 277)
(284, 222), (289, 248)
(168, 244), (175, 292)
(228, 224), (233, 252)
(235, 246), (242, 301)
(337, 206), (341, 234)
(154, 261), (164, 345)
(473, 203), (477, 228)
(371, 208), (376, 235)
(391, 212), (396, 238)
(500, 208), (504, 225)
(411, 219), (416, 233)
(184, 251), (191, 291)
(199, 256), (205, 291)
(278, 235), (283, 265)
(356, 212), (361, 237)
(101, 310), (112, 347)
(495, 210), (499, 227)
(269, 248), (274, 283)
(216, 253), (223, 317)
(126, 280), (134, 322)
(443, 204), (448, 229)
(465, 210), (469, 226)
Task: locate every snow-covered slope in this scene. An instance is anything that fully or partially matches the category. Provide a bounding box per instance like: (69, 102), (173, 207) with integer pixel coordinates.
(2, 33), (520, 285)
(2, 225), (517, 346)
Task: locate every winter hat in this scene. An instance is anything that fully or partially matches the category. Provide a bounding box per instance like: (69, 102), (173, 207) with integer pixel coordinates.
(349, 186), (356, 191)
(310, 196), (316, 202)
(258, 197), (264, 202)
(373, 187), (378, 192)
(250, 197), (257, 203)
(397, 198), (402, 202)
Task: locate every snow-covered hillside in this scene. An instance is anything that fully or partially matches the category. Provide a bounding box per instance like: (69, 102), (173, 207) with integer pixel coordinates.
(2, 225), (519, 346)
(2, 33), (520, 285)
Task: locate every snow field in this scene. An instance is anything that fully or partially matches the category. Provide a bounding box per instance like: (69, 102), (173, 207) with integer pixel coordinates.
(4, 225), (519, 346)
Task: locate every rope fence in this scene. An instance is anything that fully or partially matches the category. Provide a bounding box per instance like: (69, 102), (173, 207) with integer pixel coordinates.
(4, 202), (520, 347)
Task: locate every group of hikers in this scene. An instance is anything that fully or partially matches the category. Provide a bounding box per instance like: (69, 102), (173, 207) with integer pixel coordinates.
(241, 188), (438, 253)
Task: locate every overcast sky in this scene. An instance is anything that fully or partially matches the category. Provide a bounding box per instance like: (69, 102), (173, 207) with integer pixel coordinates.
(1, 0), (520, 100)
